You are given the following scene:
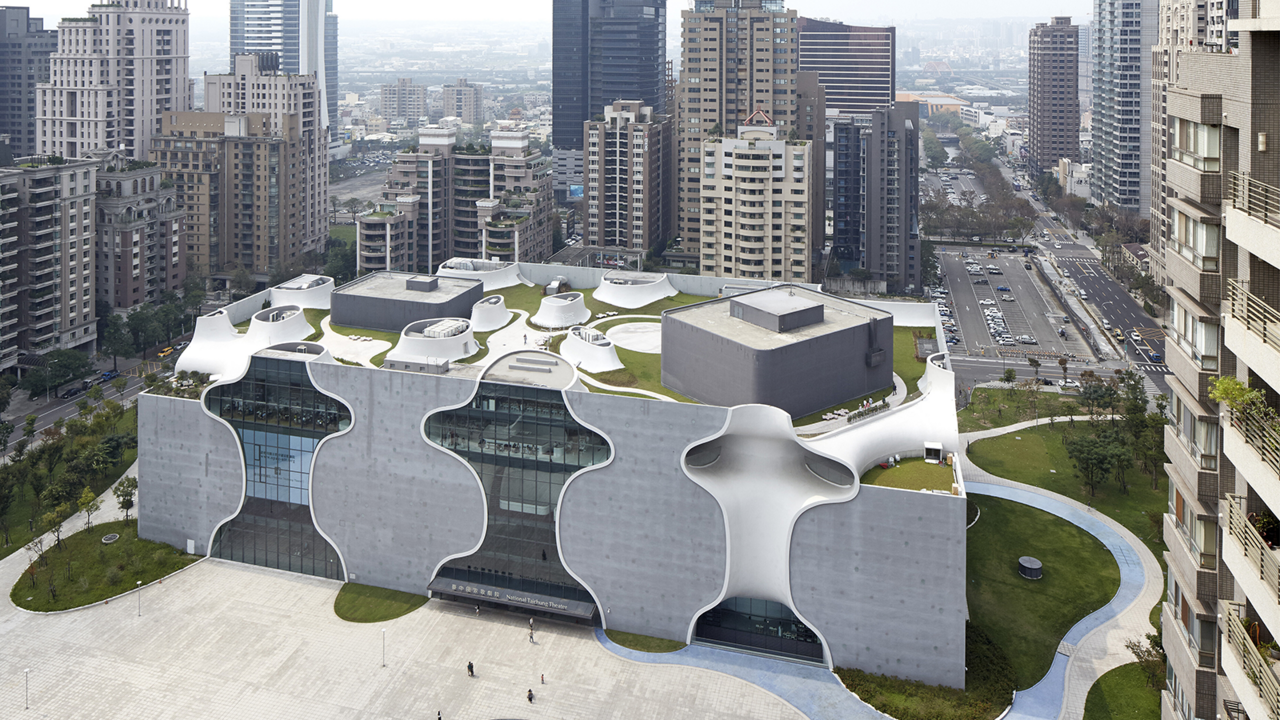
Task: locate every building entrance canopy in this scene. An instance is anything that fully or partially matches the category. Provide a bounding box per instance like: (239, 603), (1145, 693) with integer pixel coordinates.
(428, 577), (598, 620)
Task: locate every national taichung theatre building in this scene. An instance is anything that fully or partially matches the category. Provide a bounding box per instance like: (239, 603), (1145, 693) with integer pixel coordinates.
(137, 263), (968, 688)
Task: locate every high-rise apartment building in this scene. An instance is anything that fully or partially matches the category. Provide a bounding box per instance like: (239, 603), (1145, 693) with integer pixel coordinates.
(582, 100), (673, 250)
(1151, 4), (1280, 719)
(1090, 0), (1156, 214)
(229, 0), (335, 130)
(1027, 17), (1081, 175)
(202, 54), (328, 276)
(552, 0), (667, 202)
(0, 7), (55, 158)
(826, 103), (920, 293)
(441, 78), (483, 125)
(675, 0), (825, 260)
(1077, 22), (1093, 112)
(151, 111), (324, 280)
(694, 112), (820, 282)
(90, 148), (184, 312)
(381, 78), (430, 121)
(797, 18), (894, 114)
(357, 128), (554, 274)
(37, 0), (191, 161)
(0, 153), (99, 360)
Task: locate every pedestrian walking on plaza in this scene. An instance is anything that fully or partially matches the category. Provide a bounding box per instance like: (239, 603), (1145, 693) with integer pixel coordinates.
(528, 689), (535, 704)
(529, 628), (535, 643)
(523, 334), (528, 345)
(541, 673), (544, 685)
(475, 604), (480, 616)
(529, 617), (534, 631)
(467, 661), (474, 677)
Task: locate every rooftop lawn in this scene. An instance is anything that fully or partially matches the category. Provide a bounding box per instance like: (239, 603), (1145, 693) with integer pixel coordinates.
(583, 346), (693, 402)
(604, 629), (686, 653)
(968, 494), (1121, 690)
(325, 321), (401, 367)
(1082, 663), (1161, 720)
(966, 423), (1169, 564)
(485, 283), (704, 320)
(333, 582), (427, 623)
(11, 519), (197, 612)
(860, 458), (955, 492)
(959, 387), (1081, 433)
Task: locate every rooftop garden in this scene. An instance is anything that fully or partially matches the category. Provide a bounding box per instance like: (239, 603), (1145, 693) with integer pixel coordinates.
(860, 458), (954, 492)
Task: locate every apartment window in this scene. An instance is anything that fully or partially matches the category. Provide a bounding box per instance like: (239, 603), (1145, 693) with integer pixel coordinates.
(1168, 576), (1217, 668)
(1170, 301), (1219, 370)
(1170, 395), (1219, 470)
(1172, 211), (1219, 271)
(1170, 117), (1220, 171)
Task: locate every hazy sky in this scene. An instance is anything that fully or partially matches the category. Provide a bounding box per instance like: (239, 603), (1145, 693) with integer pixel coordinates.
(35, 0), (1095, 41)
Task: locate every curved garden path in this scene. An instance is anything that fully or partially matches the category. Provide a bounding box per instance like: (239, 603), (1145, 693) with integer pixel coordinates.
(961, 423), (1162, 720)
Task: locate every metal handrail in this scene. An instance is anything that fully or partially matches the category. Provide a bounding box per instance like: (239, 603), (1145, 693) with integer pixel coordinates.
(1223, 600), (1280, 718)
(1228, 172), (1280, 230)
(1229, 278), (1280, 357)
(1229, 404), (1280, 479)
(1225, 494), (1280, 601)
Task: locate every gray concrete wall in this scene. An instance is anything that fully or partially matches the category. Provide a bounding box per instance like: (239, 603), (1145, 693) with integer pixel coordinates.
(308, 362), (485, 597)
(330, 284), (483, 333)
(790, 485), (967, 688)
(515, 262), (820, 298)
(137, 394), (244, 554)
(662, 314), (893, 418)
(559, 391), (729, 642)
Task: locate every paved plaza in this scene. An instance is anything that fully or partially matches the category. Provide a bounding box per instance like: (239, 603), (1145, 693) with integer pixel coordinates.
(0, 557), (809, 719)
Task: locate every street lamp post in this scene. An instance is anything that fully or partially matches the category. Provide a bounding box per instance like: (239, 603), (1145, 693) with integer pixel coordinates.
(136, 580), (142, 616)
(24, 669), (29, 710)
(381, 629), (386, 668)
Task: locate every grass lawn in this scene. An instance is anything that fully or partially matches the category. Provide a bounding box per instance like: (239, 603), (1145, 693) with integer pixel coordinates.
(329, 225), (357, 245)
(10, 520), (197, 612)
(304, 308), (329, 338)
(583, 346), (693, 402)
(486, 284), (703, 320)
(958, 387), (1081, 433)
(326, 321), (401, 367)
(591, 317), (659, 334)
(604, 629), (686, 653)
(861, 458), (955, 492)
(0, 407), (139, 563)
(457, 313), (519, 365)
(836, 623), (1013, 720)
(966, 424), (1169, 562)
(792, 326), (934, 426)
(968, 494), (1121, 689)
(333, 582), (427, 622)
(1082, 663), (1161, 720)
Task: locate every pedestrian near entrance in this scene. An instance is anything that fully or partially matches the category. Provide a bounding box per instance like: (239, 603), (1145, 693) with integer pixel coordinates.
(528, 689), (535, 703)
(475, 604), (480, 616)
(529, 617), (534, 631)
(529, 628), (535, 643)
(467, 661), (474, 677)
(541, 673), (545, 685)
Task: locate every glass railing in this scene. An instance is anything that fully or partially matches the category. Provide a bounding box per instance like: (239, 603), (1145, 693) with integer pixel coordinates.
(1228, 172), (1280, 230)
(1228, 278), (1280, 359)
(1224, 600), (1280, 718)
(1225, 494), (1280, 601)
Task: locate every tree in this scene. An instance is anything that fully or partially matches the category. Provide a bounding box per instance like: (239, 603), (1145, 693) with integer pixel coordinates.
(230, 266), (256, 296)
(1002, 368), (1017, 397)
(86, 384), (104, 405)
(110, 376), (128, 402)
(1019, 377), (1040, 419)
(1067, 434), (1114, 496)
(0, 421), (12, 452)
(42, 504), (72, 551)
(22, 413), (36, 439)
(17, 350), (94, 400)
(1058, 357), (1069, 382)
(1110, 441), (1133, 494)
(100, 314), (135, 372)
(1027, 357), (1041, 381)
(1125, 632), (1166, 688)
(113, 476), (138, 524)
(78, 487), (101, 529)
(126, 305), (162, 354)
(342, 197), (364, 215)
(0, 381), (11, 417)
(323, 242), (357, 284)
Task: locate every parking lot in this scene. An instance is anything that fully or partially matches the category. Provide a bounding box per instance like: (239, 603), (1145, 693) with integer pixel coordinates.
(922, 169), (988, 207)
(934, 246), (1094, 361)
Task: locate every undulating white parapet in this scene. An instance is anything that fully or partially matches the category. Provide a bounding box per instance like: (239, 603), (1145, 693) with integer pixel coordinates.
(592, 270), (678, 309)
(271, 274), (334, 310)
(682, 404), (859, 666)
(177, 305), (313, 380)
(436, 258), (526, 292)
(383, 318), (479, 367)
(530, 291), (591, 329)
(470, 295), (512, 332)
(559, 326), (624, 373)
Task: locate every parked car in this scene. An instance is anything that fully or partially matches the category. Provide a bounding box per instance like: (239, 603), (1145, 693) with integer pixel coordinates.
(60, 387), (82, 400)
(157, 347), (175, 358)
(1001, 295), (1016, 302)
(1058, 379), (1081, 388)
(1150, 352), (1163, 363)
(996, 285), (1010, 292)
(1129, 331), (1142, 342)
(974, 278), (989, 285)
(100, 370), (120, 382)
(979, 299), (996, 306)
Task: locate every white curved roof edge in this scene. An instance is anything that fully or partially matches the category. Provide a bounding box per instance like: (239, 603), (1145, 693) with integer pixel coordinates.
(681, 403), (858, 669)
(470, 295), (512, 332)
(384, 319), (479, 364)
(270, 275), (335, 310)
(176, 304), (314, 380)
(805, 351), (962, 492)
(592, 271), (678, 309)
(559, 327), (624, 373)
(530, 292), (591, 329)
(437, 261), (528, 292)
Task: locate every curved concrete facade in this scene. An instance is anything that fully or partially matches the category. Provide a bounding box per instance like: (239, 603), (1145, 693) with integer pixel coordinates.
(592, 270), (678, 309)
(436, 258), (526, 291)
(384, 318), (478, 365)
(308, 363), (485, 596)
(271, 274), (334, 310)
(560, 392), (730, 641)
(470, 295), (512, 332)
(560, 326), (625, 373)
(176, 305), (313, 379)
(531, 292), (591, 328)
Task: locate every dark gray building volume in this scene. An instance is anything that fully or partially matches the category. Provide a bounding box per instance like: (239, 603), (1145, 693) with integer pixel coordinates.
(0, 7), (55, 158)
(797, 18), (894, 114)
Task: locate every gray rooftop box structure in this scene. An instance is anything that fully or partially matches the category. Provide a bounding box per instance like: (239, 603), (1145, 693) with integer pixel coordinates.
(331, 271), (483, 333)
(662, 286), (894, 418)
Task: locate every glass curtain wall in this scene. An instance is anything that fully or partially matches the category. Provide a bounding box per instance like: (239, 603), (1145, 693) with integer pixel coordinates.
(425, 382), (610, 607)
(206, 356), (351, 579)
(696, 596), (824, 661)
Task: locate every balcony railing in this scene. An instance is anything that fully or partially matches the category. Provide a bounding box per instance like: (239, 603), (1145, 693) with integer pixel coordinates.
(1225, 493), (1280, 603)
(1224, 600), (1280, 718)
(1228, 172), (1280, 231)
(1229, 278), (1280, 358)
(1230, 405), (1280, 479)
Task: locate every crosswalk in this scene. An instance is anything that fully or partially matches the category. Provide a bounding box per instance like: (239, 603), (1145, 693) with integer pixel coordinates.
(1135, 363), (1167, 373)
